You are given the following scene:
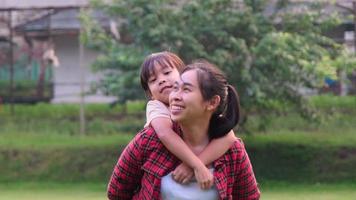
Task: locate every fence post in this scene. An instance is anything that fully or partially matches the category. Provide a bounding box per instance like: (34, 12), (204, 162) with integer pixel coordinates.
(79, 7), (86, 136)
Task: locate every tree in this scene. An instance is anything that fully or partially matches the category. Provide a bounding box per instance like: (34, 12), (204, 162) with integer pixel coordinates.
(81, 0), (343, 129)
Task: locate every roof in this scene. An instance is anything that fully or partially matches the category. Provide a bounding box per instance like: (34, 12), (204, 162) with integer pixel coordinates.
(0, 0), (89, 10)
(14, 8), (111, 34)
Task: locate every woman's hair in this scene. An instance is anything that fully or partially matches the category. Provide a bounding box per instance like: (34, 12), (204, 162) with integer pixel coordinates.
(140, 51), (185, 93)
(182, 61), (240, 139)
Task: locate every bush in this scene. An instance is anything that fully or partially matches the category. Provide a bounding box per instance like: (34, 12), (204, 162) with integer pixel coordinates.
(1, 137), (355, 183)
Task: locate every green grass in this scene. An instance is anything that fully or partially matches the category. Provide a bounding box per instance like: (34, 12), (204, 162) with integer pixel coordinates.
(309, 94), (356, 110)
(0, 132), (134, 150)
(0, 96), (355, 184)
(0, 102), (146, 136)
(243, 131), (356, 148)
(261, 181), (356, 200)
(0, 101), (146, 118)
(1, 182), (355, 200)
(0, 182), (106, 200)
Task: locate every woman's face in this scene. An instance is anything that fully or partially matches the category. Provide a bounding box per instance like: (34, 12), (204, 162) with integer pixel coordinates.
(169, 70), (210, 123)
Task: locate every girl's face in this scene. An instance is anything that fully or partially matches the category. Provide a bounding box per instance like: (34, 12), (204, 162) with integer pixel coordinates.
(147, 63), (180, 104)
(169, 70), (210, 123)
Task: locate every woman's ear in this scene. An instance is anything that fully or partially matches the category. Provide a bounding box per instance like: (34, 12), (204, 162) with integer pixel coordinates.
(207, 95), (220, 111)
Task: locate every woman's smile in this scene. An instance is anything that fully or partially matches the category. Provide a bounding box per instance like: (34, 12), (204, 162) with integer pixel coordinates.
(170, 104), (185, 115)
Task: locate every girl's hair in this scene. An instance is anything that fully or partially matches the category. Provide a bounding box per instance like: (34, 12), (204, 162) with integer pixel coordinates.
(182, 61), (240, 139)
(140, 51), (185, 93)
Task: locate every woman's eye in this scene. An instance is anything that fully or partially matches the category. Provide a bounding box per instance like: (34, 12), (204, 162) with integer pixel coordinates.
(164, 71), (171, 75)
(183, 88), (190, 92)
(149, 78), (156, 83)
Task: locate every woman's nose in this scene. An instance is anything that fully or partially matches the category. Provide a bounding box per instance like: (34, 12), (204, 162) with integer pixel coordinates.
(169, 89), (181, 102)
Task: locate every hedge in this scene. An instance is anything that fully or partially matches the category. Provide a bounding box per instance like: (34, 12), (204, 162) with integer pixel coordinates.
(1, 142), (355, 184)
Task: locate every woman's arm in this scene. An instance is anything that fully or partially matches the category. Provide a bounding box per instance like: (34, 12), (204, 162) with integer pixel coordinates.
(107, 132), (145, 200)
(199, 130), (236, 165)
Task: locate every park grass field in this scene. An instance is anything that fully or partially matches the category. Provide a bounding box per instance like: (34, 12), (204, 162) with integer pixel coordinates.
(0, 182), (106, 200)
(1, 96), (355, 199)
(261, 181), (356, 200)
(1, 182), (355, 200)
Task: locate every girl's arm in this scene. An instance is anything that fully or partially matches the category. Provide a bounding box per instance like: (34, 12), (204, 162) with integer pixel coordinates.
(199, 130), (236, 165)
(151, 117), (213, 188)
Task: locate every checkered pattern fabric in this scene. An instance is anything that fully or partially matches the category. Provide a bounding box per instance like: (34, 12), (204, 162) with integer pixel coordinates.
(107, 126), (260, 200)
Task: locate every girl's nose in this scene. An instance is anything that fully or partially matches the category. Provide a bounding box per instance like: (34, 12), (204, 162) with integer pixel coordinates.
(159, 79), (166, 85)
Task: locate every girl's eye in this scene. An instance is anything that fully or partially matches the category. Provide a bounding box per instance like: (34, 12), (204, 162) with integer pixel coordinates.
(164, 71), (171, 75)
(149, 78), (156, 83)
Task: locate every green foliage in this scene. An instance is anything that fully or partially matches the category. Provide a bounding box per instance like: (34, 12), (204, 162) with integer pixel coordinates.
(309, 94), (356, 110)
(0, 146), (124, 182)
(1, 133), (356, 183)
(0, 80), (52, 98)
(246, 138), (356, 183)
(81, 0), (345, 125)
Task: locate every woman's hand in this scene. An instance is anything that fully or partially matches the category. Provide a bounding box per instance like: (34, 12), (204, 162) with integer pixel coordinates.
(172, 163), (194, 184)
(194, 164), (214, 190)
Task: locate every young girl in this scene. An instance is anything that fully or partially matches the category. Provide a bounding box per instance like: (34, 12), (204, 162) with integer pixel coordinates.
(140, 51), (236, 189)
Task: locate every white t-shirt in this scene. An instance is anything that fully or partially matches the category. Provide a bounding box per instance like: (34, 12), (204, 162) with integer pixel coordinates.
(144, 100), (171, 127)
(161, 168), (219, 200)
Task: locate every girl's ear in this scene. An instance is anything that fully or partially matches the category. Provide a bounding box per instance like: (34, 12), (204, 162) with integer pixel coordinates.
(207, 95), (220, 111)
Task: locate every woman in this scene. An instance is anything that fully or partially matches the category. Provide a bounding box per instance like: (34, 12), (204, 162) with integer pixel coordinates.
(107, 61), (260, 200)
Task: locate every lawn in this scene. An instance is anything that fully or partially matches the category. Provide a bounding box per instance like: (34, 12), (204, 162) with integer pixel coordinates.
(0, 95), (355, 199)
(0, 182), (106, 200)
(261, 182), (356, 200)
(1, 182), (355, 200)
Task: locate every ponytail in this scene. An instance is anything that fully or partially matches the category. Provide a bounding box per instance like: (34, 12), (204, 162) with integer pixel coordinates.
(208, 85), (240, 139)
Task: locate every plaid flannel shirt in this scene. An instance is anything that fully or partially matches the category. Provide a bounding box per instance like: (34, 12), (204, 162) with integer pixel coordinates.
(107, 126), (260, 200)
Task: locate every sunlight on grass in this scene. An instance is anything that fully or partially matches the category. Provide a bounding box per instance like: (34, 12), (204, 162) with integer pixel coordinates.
(243, 130), (356, 148)
(0, 190), (105, 200)
(1, 182), (356, 200)
(0, 133), (134, 149)
(261, 182), (356, 200)
(0, 182), (106, 200)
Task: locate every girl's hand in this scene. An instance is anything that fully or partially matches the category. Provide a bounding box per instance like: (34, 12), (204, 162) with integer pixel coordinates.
(172, 163), (194, 184)
(194, 164), (214, 190)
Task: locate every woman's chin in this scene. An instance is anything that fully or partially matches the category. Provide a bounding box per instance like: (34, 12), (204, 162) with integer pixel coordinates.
(170, 114), (183, 123)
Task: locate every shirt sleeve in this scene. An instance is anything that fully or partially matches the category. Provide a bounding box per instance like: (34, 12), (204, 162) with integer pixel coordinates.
(232, 140), (261, 200)
(107, 131), (146, 200)
(145, 100), (171, 127)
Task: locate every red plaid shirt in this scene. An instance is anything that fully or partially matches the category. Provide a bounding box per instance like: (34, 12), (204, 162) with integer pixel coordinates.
(107, 126), (260, 200)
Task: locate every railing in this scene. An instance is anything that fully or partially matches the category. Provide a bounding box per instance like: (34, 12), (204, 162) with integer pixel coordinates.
(0, 60), (53, 103)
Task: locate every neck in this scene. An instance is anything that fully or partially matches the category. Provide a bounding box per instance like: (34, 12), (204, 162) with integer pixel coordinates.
(180, 116), (210, 154)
